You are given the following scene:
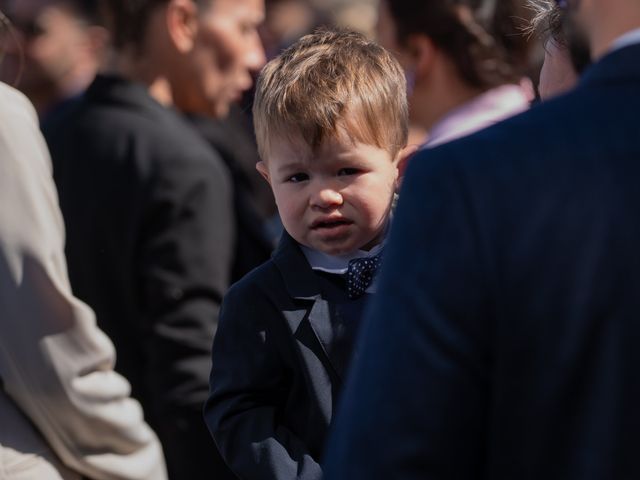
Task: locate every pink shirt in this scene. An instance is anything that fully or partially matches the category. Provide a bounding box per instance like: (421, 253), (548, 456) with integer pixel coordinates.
(425, 83), (532, 149)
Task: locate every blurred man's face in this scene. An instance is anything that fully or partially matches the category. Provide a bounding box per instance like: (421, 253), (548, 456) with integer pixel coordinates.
(0, 0), (89, 95)
(176, 0), (266, 118)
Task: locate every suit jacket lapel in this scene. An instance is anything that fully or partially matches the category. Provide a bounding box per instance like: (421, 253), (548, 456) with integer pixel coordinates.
(272, 233), (345, 380)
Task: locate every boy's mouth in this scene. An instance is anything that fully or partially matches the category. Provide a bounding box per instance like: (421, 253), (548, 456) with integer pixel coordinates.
(310, 218), (353, 230)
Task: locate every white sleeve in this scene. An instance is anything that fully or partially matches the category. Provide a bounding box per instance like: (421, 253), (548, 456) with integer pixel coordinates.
(0, 82), (167, 480)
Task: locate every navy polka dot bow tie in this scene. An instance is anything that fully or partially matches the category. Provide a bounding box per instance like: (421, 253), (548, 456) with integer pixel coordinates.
(346, 254), (382, 299)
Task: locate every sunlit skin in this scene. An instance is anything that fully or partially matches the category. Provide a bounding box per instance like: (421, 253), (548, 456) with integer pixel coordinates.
(174, 0), (266, 117)
(538, 39), (580, 100)
(257, 131), (406, 256)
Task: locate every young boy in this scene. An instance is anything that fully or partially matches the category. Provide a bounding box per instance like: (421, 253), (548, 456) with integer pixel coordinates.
(204, 28), (410, 480)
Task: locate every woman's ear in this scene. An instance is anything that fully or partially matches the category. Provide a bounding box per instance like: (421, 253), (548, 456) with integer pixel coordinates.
(166, 0), (198, 53)
(405, 33), (437, 82)
(256, 161), (271, 185)
(395, 144), (419, 191)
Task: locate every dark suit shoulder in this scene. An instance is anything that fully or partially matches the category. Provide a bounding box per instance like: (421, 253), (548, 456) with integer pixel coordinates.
(49, 76), (230, 184)
(224, 257), (289, 310)
(421, 79), (640, 176)
(106, 104), (227, 174)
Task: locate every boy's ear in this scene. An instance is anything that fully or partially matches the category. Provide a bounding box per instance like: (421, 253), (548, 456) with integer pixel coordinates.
(256, 161), (271, 184)
(166, 0), (198, 53)
(394, 144), (419, 191)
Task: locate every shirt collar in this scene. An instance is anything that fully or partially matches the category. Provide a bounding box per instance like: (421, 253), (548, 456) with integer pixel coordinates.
(424, 83), (531, 149)
(301, 241), (385, 274)
(609, 27), (640, 53)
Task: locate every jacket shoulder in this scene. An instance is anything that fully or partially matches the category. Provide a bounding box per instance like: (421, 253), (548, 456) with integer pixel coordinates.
(224, 258), (287, 308)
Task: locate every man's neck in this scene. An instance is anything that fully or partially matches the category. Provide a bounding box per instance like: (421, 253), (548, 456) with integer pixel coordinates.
(101, 49), (174, 107)
(587, 2), (640, 59)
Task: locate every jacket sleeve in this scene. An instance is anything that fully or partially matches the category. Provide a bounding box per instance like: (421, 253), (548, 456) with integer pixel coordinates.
(0, 84), (167, 480)
(136, 145), (235, 474)
(204, 282), (323, 480)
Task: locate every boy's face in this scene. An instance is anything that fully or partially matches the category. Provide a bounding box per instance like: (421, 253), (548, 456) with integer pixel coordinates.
(258, 131), (403, 256)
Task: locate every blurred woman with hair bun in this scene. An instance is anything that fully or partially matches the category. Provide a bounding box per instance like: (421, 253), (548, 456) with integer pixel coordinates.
(377, 0), (535, 148)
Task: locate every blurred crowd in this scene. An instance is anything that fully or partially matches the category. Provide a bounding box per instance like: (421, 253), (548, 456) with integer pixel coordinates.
(3, 0), (639, 479)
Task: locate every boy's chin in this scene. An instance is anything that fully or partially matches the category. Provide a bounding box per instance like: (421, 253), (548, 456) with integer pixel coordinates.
(307, 238), (382, 256)
(318, 246), (357, 256)
(299, 238), (356, 257)
(290, 224), (385, 256)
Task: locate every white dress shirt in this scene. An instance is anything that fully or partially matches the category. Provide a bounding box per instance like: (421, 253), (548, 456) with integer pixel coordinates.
(301, 242), (385, 294)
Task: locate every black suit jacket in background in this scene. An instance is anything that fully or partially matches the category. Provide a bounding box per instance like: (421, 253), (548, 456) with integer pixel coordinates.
(186, 111), (274, 282)
(205, 233), (368, 480)
(324, 44), (640, 479)
(44, 75), (235, 479)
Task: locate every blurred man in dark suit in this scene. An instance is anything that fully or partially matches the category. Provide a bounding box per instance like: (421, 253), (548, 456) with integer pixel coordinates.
(325, 0), (640, 478)
(45, 0), (264, 478)
(170, 0), (274, 283)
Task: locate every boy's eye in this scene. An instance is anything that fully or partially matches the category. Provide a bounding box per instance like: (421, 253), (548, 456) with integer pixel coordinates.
(286, 173), (309, 183)
(338, 168), (360, 176)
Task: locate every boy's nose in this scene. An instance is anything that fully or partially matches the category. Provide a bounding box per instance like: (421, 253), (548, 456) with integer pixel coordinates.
(311, 187), (343, 209)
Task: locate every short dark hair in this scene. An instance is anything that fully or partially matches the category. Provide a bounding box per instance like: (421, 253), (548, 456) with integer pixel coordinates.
(99, 0), (169, 50)
(385, 0), (531, 90)
(71, 0), (102, 24)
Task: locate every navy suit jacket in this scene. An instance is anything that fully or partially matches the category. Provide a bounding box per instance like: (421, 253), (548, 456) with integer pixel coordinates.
(324, 43), (640, 479)
(205, 233), (367, 480)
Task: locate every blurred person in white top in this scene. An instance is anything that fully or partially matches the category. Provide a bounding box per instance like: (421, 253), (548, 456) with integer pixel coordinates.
(0, 14), (166, 478)
(376, 0), (535, 150)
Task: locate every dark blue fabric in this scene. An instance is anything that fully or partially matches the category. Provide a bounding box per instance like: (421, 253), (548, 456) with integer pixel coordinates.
(205, 233), (370, 479)
(324, 44), (640, 480)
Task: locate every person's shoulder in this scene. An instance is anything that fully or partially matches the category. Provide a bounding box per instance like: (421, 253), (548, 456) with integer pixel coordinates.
(414, 90), (588, 174)
(0, 83), (50, 176)
(224, 257), (284, 306)
(0, 82), (38, 126)
(108, 98), (230, 180)
(0, 82), (33, 112)
(225, 236), (312, 306)
(64, 77), (219, 162)
(218, 257), (297, 336)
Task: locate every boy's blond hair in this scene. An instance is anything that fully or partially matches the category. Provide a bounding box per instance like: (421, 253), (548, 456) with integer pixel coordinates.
(253, 27), (409, 160)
